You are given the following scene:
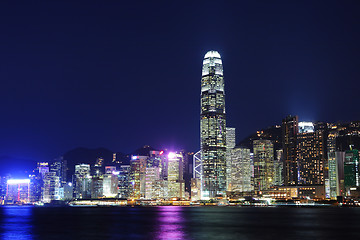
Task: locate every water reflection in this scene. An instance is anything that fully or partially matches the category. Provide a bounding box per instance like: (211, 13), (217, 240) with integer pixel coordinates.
(156, 206), (187, 240)
(1, 206), (33, 240)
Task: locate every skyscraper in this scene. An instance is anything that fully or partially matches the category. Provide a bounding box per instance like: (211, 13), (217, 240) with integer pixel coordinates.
(167, 152), (185, 199)
(227, 147), (252, 193)
(118, 165), (131, 199)
(282, 115), (298, 185)
(6, 179), (30, 204)
(226, 127), (236, 190)
(344, 149), (359, 189)
(73, 164), (91, 199)
(253, 139), (274, 191)
(200, 50), (226, 199)
(296, 122), (326, 185)
(129, 155), (147, 199)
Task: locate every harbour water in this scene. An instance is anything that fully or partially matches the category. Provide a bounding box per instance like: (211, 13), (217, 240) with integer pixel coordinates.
(1, 205), (360, 240)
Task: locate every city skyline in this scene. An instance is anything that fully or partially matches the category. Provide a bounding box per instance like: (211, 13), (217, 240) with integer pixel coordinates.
(1, 1), (360, 174)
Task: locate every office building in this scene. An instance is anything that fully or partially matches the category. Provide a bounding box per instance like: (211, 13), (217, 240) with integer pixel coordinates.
(344, 149), (359, 190)
(145, 167), (161, 199)
(42, 171), (61, 203)
(91, 176), (103, 199)
(103, 173), (118, 198)
(200, 50), (227, 199)
(296, 123), (326, 185)
(6, 179), (30, 204)
(74, 164), (91, 199)
(328, 124), (340, 199)
(282, 115), (298, 185)
(167, 152), (185, 199)
(274, 149), (284, 186)
(253, 139), (274, 191)
(130, 156), (147, 199)
(226, 127), (236, 191)
(118, 165), (131, 199)
(227, 147), (252, 193)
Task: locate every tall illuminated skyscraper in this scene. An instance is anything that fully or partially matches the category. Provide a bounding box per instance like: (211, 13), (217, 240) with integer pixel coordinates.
(200, 50), (226, 199)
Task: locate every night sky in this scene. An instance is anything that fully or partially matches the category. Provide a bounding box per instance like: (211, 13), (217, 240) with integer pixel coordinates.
(1, 1), (360, 174)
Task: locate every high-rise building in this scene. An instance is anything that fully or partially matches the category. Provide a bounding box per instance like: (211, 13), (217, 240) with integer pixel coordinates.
(91, 176), (103, 199)
(296, 122), (326, 185)
(274, 149), (284, 186)
(191, 151), (202, 200)
(253, 140), (274, 192)
(29, 175), (42, 203)
(335, 151), (346, 196)
(167, 152), (185, 199)
(6, 179), (30, 204)
(327, 124), (340, 199)
(344, 149), (359, 189)
(103, 173), (118, 198)
(226, 127), (236, 191)
(145, 167), (161, 199)
(130, 156), (147, 199)
(227, 147), (252, 193)
(0, 176), (8, 201)
(42, 172), (61, 203)
(182, 151), (193, 199)
(52, 157), (67, 186)
(118, 165), (131, 199)
(282, 115), (298, 185)
(73, 164), (91, 199)
(200, 50), (227, 199)
(37, 162), (49, 178)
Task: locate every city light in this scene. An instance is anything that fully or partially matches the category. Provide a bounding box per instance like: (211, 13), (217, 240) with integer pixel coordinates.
(299, 121), (314, 133)
(204, 51), (221, 59)
(168, 152), (176, 159)
(7, 179), (30, 185)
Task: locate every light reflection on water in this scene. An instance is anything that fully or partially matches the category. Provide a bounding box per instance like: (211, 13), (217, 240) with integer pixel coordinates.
(1, 206), (33, 240)
(156, 206), (187, 240)
(0, 206), (360, 240)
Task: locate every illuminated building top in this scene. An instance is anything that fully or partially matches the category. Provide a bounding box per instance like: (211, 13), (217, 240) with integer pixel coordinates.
(299, 122), (314, 133)
(202, 50), (224, 84)
(7, 179), (30, 184)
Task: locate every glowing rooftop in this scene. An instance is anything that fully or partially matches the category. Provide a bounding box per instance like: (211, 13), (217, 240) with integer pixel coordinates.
(7, 179), (31, 184)
(204, 51), (221, 59)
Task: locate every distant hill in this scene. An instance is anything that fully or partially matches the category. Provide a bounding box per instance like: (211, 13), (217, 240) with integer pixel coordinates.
(131, 145), (158, 156)
(63, 147), (123, 181)
(63, 147), (115, 166)
(62, 146), (159, 181)
(237, 125), (282, 151)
